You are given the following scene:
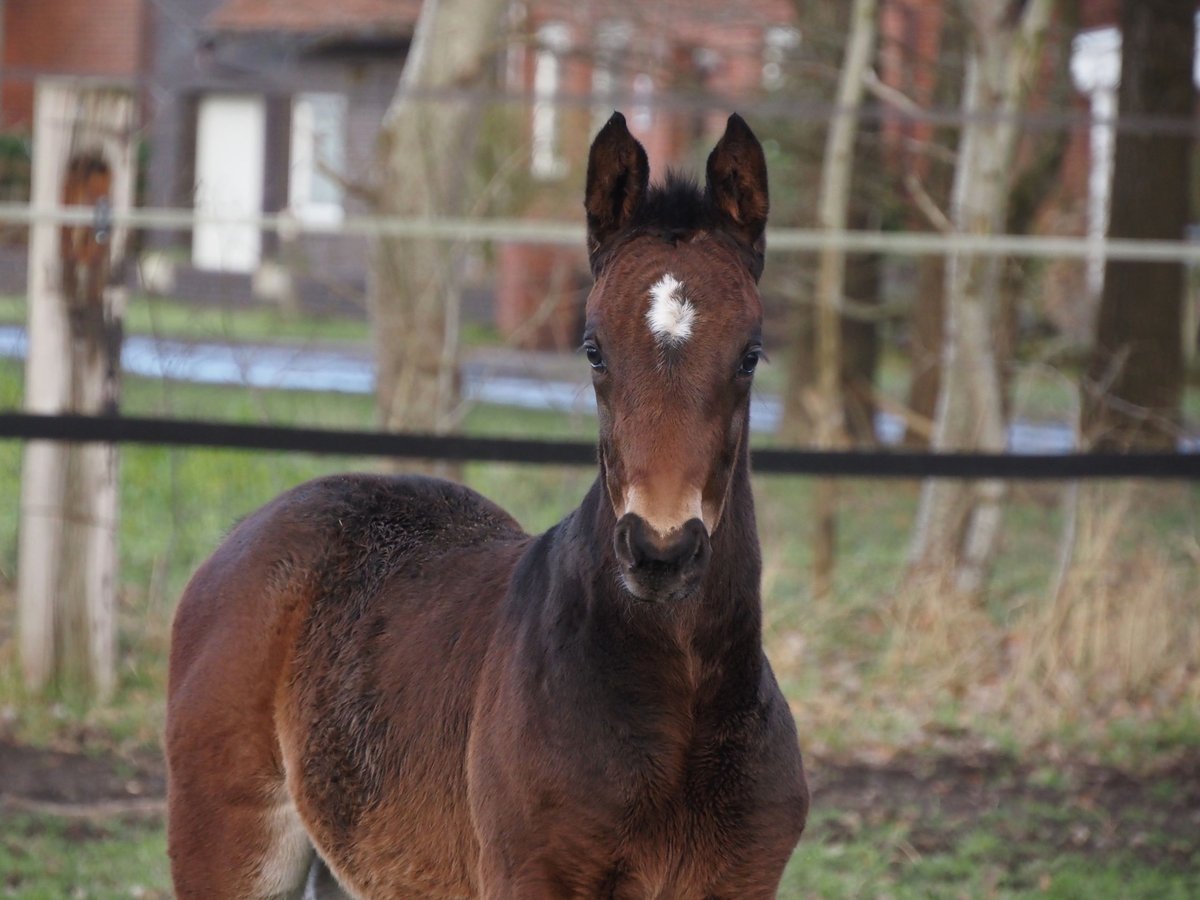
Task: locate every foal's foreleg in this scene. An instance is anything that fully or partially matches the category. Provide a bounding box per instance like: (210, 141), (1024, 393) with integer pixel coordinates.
(167, 695), (316, 900)
(168, 769), (315, 899)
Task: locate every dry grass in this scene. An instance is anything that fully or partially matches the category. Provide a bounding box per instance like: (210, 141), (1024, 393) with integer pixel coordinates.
(1002, 484), (1200, 738)
(882, 568), (1004, 695)
(813, 481), (1200, 758)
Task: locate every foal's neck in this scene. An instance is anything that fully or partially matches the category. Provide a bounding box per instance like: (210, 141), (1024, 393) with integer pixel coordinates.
(574, 458), (764, 656)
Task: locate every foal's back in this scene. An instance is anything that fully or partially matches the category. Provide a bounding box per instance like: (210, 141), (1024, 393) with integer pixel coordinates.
(166, 473), (528, 898)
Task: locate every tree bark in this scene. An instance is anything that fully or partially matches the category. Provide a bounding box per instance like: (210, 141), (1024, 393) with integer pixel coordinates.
(1082, 0), (1194, 451)
(18, 84), (134, 700)
(907, 0), (1053, 596)
(893, 1), (958, 449)
(809, 0), (878, 599)
(370, 0), (508, 456)
(781, 0), (882, 448)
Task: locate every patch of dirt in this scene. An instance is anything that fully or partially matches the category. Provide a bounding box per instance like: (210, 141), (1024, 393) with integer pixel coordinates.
(808, 749), (1200, 869)
(1, 738), (1198, 871)
(0, 739), (165, 820)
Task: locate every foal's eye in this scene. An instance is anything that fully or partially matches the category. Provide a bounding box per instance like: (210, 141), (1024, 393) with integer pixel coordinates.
(584, 342), (606, 371)
(738, 349), (762, 377)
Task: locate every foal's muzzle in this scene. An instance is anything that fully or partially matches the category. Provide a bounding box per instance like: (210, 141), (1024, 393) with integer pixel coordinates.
(614, 514), (710, 601)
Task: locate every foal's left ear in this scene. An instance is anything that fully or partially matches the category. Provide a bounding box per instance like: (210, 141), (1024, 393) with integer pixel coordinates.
(706, 114), (769, 276)
(585, 112), (650, 270)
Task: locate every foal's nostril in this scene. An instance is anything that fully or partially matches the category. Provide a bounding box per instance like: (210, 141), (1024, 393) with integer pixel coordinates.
(687, 521), (710, 565)
(614, 518), (637, 569)
(614, 514), (710, 578)
(679, 519), (710, 572)
(614, 514), (645, 570)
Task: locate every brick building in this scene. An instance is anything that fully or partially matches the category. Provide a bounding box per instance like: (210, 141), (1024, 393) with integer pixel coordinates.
(0, 0), (150, 130)
(145, 0), (420, 308)
(1, 0), (419, 307)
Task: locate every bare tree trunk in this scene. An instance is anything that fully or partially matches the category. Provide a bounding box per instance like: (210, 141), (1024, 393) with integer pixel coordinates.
(840, 103), (884, 447)
(907, 0), (1053, 596)
(18, 83), (134, 700)
(371, 0), (507, 464)
(810, 0), (877, 599)
(780, 0), (880, 448)
(1083, 0), (1194, 450)
(891, 2), (958, 449)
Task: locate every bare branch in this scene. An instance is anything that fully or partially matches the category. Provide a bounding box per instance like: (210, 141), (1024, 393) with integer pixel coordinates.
(903, 172), (953, 234)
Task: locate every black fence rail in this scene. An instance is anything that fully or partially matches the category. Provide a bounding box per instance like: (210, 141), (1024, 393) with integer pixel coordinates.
(3, 413), (1200, 480)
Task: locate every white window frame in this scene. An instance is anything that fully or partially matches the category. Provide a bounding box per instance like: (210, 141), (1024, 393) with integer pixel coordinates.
(289, 92), (347, 225)
(531, 22), (570, 180)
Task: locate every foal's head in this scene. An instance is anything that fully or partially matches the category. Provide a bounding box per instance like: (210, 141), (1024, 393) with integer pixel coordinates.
(582, 112), (769, 602)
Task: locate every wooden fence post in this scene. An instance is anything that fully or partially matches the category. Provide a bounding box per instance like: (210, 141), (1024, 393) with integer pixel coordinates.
(17, 80), (136, 700)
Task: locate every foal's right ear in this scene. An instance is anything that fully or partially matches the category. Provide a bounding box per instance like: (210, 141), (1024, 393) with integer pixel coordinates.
(584, 112), (649, 267)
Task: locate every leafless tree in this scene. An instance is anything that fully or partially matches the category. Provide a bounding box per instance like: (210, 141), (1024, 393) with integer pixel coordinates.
(807, 0), (878, 598)
(370, 0), (509, 455)
(1083, 0), (1194, 450)
(778, 0), (886, 449)
(907, 0), (1054, 596)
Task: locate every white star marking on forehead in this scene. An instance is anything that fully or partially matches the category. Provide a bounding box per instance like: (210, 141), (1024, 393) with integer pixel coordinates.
(646, 273), (696, 347)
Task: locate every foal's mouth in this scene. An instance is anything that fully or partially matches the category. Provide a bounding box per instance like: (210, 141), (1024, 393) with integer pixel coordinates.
(617, 572), (704, 605)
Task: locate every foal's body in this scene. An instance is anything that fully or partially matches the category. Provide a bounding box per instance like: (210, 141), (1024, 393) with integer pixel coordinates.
(170, 472), (803, 898)
(168, 113), (807, 898)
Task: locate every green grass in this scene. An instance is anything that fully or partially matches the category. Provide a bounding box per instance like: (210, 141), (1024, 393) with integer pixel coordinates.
(0, 814), (170, 899)
(779, 803), (1200, 899)
(0, 292), (371, 345)
(0, 293), (504, 351)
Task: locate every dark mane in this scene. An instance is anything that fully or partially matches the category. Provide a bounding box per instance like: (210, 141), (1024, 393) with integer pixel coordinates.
(597, 170), (765, 280)
(629, 171), (716, 235)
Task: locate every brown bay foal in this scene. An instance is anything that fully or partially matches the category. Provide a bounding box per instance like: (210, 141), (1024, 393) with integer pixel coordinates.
(166, 112), (808, 899)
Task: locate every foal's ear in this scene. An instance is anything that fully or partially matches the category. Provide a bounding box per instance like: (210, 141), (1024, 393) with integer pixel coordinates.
(584, 112), (649, 266)
(705, 114), (769, 272)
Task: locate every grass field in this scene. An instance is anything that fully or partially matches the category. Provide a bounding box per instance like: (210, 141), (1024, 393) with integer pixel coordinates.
(1, 314), (1198, 897)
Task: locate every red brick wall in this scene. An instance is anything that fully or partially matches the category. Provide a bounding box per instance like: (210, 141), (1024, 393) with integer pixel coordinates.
(879, 0), (945, 180)
(3, 0), (147, 128)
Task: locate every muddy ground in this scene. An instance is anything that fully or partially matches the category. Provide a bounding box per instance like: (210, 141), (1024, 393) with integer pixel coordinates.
(1, 738), (1198, 871)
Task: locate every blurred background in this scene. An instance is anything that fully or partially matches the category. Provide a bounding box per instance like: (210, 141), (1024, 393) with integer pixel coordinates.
(0, 0), (1198, 896)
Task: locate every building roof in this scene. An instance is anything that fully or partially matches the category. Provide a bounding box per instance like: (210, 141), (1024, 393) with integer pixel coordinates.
(208, 0), (422, 35)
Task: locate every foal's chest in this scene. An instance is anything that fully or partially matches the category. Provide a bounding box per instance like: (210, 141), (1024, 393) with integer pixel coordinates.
(554, 734), (760, 896)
